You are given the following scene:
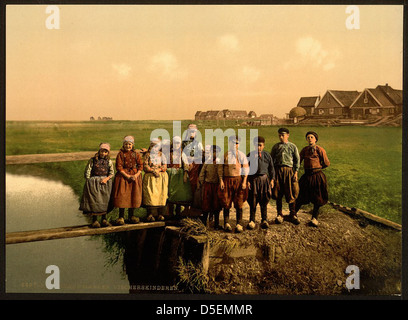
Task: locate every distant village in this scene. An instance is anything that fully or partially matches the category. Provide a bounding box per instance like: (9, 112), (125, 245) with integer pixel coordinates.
(88, 83), (402, 127)
(90, 116), (113, 121)
(195, 83), (403, 127)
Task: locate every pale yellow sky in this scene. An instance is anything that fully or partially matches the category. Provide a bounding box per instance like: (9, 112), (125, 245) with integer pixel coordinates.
(6, 5), (403, 120)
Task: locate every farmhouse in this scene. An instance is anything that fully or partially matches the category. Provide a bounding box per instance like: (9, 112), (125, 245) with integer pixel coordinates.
(296, 96), (320, 116)
(314, 90), (360, 118)
(349, 84), (403, 119)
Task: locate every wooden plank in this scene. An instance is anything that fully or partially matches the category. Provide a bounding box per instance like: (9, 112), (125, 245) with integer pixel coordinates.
(6, 151), (119, 165)
(6, 221), (166, 244)
(329, 202), (401, 231)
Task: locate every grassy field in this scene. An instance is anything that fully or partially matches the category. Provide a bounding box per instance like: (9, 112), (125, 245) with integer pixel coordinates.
(5, 120), (402, 224)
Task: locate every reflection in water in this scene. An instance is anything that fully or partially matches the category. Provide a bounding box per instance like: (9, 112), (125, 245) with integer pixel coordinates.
(6, 173), (129, 293)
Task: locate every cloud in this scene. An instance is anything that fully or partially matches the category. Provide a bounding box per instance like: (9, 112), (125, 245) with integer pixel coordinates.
(240, 66), (261, 83)
(112, 63), (131, 78)
(284, 36), (340, 71)
(149, 51), (187, 80)
(217, 34), (240, 52)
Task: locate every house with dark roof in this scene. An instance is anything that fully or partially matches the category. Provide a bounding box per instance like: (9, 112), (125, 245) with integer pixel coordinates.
(314, 90), (360, 118)
(349, 84), (403, 119)
(223, 110), (248, 119)
(296, 96), (320, 116)
(205, 110), (224, 120)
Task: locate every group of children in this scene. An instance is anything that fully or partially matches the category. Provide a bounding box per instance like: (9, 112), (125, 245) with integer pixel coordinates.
(79, 125), (330, 231)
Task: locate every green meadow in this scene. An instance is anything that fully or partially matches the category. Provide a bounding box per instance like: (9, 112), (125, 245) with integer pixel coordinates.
(5, 120), (402, 224)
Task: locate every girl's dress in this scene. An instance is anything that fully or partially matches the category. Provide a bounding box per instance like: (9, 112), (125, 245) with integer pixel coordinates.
(79, 155), (114, 214)
(142, 151), (169, 207)
(167, 150), (193, 205)
(112, 149), (144, 208)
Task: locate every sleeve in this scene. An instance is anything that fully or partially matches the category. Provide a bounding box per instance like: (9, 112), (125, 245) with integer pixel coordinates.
(268, 153), (275, 181)
(299, 147), (305, 165)
(240, 152), (249, 177)
(181, 152), (189, 171)
(293, 144), (300, 172)
(136, 152), (144, 172)
(160, 154), (167, 172)
(270, 144), (278, 164)
(116, 152), (124, 172)
(198, 164), (206, 184)
(319, 146), (330, 168)
(108, 160), (115, 179)
(84, 158), (93, 179)
(143, 154), (154, 173)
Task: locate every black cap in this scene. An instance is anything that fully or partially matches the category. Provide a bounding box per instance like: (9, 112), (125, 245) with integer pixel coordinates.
(278, 128), (290, 134)
(253, 136), (265, 144)
(305, 131), (318, 142)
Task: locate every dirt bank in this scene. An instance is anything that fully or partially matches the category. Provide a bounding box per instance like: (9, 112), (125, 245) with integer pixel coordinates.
(203, 203), (401, 296)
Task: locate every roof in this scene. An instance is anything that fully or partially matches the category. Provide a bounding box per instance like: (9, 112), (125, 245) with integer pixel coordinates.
(224, 110), (248, 116)
(376, 85), (402, 105)
(328, 90), (360, 107)
(297, 96), (319, 108)
(206, 110), (223, 117)
(350, 85), (402, 109)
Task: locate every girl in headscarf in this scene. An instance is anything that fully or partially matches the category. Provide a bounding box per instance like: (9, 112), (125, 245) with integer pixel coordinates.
(182, 123), (204, 195)
(79, 143), (115, 228)
(112, 135), (144, 225)
(142, 138), (169, 221)
(166, 136), (192, 219)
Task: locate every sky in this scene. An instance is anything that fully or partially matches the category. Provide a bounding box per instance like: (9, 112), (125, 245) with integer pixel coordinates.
(5, 4), (404, 120)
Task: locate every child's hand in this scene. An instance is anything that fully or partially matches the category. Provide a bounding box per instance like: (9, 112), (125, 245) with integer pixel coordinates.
(100, 177), (109, 185)
(270, 180), (275, 189)
(241, 182), (247, 190)
(129, 175), (136, 181)
(292, 172), (298, 182)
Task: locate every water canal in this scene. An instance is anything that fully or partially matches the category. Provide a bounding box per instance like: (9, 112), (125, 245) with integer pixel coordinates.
(5, 173), (129, 293)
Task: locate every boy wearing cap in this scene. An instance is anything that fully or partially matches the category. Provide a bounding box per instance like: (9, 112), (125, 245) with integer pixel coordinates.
(247, 136), (275, 229)
(295, 131), (330, 227)
(270, 128), (300, 225)
(218, 135), (249, 233)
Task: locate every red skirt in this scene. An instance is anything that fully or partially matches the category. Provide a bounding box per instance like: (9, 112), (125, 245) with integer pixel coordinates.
(112, 172), (143, 208)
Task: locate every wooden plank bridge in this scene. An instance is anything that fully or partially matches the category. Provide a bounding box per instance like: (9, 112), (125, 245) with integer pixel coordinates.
(6, 221), (166, 245)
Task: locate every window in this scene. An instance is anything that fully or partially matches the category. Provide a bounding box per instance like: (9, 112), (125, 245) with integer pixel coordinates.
(329, 108), (334, 115)
(318, 109), (325, 115)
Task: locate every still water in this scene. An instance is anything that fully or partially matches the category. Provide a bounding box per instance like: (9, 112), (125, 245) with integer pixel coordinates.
(5, 173), (129, 294)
